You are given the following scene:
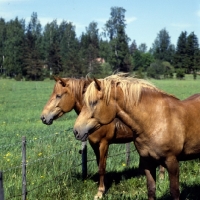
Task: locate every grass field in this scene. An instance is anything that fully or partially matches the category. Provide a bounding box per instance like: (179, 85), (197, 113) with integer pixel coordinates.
(1, 75), (200, 200)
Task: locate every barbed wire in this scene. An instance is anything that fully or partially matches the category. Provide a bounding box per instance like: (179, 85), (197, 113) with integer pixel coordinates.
(3, 145), (136, 173)
(2, 147), (73, 173)
(5, 147), (137, 200)
(0, 128), (75, 148)
(0, 141), (21, 149)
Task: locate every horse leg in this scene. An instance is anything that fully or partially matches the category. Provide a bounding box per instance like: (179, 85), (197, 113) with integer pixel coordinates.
(141, 158), (157, 200)
(158, 165), (165, 180)
(94, 141), (109, 200)
(165, 157), (180, 200)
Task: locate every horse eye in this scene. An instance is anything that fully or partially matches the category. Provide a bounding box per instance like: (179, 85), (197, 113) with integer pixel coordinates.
(56, 94), (62, 99)
(92, 100), (98, 106)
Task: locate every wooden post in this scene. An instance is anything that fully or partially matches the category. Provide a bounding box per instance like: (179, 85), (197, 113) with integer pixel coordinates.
(0, 171), (4, 200)
(126, 143), (130, 166)
(22, 136), (27, 200)
(81, 141), (87, 180)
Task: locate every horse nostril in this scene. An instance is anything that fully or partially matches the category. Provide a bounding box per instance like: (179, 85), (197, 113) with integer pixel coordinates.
(73, 130), (80, 139)
(40, 116), (46, 123)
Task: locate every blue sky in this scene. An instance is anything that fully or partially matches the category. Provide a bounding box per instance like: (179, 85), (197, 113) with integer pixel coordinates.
(1, 0), (200, 49)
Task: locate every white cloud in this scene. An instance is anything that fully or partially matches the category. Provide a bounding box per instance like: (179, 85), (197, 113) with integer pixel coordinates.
(126, 17), (137, 24)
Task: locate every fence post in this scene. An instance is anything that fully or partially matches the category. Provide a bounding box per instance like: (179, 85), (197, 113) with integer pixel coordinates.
(81, 141), (87, 180)
(0, 171), (4, 200)
(126, 143), (130, 166)
(22, 136), (27, 200)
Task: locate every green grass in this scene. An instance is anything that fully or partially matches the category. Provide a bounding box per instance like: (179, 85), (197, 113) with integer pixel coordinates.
(0, 75), (200, 199)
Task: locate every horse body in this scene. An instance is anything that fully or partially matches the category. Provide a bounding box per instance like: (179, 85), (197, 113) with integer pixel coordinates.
(73, 75), (200, 200)
(40, 77), (138, 199)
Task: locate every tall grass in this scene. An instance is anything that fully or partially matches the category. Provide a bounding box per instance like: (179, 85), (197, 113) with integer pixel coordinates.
(0, 75), (200, 199)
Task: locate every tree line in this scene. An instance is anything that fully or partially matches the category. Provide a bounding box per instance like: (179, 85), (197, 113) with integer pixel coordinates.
(0, 7), (200, 80)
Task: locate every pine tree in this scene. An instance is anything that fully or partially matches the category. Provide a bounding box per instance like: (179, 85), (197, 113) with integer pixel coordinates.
(42, 20), (62, 76)
(59, 21), (82, 77)
(185, 32), (199, 74)
(23, 12), (44, 80)
(151, 28), (175, 62)
(0, 18), (6, 75)
(104, 7), (131, 72)
(173, 31), (187, 70)
(4, 17), (25, 78)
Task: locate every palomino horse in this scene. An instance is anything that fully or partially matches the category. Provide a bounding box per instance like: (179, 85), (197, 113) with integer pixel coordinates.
(41, 77), (165, 199)
(73, 74), (200, 200)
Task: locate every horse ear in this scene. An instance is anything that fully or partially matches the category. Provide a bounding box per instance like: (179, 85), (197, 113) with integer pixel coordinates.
(58, 77), (66, 87)
(94, 78), (101, 91)
(53, 75), (59, 82)
(86, 74), (93, 83)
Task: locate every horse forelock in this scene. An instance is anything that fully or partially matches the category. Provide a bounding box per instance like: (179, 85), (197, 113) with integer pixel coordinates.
(84, 79), (110, 108)
(84, 75), (179, 108)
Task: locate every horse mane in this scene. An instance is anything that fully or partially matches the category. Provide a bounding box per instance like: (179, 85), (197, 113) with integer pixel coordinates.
(84, 73), (179, 107)
(55, 78), (88, 98)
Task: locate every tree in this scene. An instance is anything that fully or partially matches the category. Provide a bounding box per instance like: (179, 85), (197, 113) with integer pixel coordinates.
(185, 32), (200, 74)
(0, 18), (6, 75)
(138, 43), (147, 53)
(3, 17), (25, 78)
(23, 12), (44, 80)
(173, 31), (188, 70)
(80, 22), (100, 75)
(129, 40), (137, 54)
(104, 7), (131, 72)
(59, 21), (82, 77)
(42, 20), (62, 76)
(147, 60), (164, 79)
(132, 49), (154, 72)
(151, 28), (175, 63)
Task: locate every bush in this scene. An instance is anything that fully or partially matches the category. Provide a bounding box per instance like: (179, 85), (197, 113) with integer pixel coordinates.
(176, 69), (185, 79)
(14, 74), (23, 81)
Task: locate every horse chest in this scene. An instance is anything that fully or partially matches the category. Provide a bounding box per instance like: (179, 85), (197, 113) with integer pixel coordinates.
(134, 137), (161, 159)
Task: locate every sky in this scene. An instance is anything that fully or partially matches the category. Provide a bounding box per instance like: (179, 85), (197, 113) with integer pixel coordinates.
(0, 0), (200, 49)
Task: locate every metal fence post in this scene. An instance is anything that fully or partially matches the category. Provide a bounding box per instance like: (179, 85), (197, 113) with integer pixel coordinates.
(126, 143), (131, 166)
(22, 136), (27, 200)
(81, 141), (87, 180)
(0, 171), (4, 200)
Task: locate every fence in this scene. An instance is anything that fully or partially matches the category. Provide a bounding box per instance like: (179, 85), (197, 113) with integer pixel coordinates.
(0, 134), (134, 200)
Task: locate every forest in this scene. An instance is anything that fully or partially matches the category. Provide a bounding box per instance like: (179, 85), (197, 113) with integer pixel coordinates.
(0, 6), (200, 81)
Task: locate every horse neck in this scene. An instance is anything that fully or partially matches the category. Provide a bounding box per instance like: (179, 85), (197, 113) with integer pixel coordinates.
(116, 88), (172, 133)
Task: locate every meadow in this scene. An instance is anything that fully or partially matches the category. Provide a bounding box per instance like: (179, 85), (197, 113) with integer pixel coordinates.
(1, 75), (200, 200)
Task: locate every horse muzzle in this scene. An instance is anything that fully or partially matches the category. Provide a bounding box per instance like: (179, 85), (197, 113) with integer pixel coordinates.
(73, 129), (88, 141)
(40, 115), (53, 125)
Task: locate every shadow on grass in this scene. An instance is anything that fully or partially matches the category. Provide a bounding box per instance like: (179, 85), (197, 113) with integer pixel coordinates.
(157, 183), (200, 200)
(93, 166), (144, 190)
(72, 169), (200, 199)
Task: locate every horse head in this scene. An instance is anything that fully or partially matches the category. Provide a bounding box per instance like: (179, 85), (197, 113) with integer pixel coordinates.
(40, 76), (76, 125)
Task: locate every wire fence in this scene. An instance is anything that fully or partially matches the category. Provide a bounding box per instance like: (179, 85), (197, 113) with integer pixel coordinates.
(0, 132), (136, 200)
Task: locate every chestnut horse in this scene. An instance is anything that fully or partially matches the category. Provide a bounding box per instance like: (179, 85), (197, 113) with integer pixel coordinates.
(73, 74), (200, 200)
(41, 77), (165, 199)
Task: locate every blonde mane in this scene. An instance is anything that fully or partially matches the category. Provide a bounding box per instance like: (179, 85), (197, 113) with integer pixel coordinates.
(55, 78), (87, 98)
(84, 74), (179, 107)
